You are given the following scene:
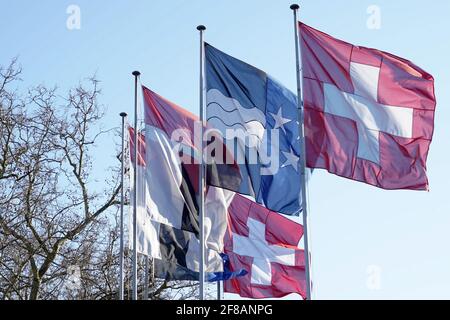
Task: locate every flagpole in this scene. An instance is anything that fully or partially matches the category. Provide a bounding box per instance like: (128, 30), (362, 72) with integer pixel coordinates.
(132, 70), (141, 300)
(151, 257), (155, 290)
(217, 279), (221, 300)
(197, 24), (206, 300)
(290, 3), (312, 300)
(119, 112), (127, 300)
(144, 257), (149, 300)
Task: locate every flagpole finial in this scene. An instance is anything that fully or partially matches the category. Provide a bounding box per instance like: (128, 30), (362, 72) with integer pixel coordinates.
(290, 4), (300, 10)
(197, 25), (206, 31)
(132, 71), (141, 77)
(119, 112), (127, 117)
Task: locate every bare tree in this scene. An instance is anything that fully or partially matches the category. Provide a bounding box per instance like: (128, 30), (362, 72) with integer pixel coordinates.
(0, 59), (122, 299)
(0, 60), (200, 300)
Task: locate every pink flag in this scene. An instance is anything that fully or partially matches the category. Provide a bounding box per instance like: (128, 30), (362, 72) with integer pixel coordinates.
(300, 23), (436, 190)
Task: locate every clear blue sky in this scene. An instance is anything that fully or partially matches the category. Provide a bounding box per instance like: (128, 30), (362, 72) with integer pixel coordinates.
(1, 0), (449, 299)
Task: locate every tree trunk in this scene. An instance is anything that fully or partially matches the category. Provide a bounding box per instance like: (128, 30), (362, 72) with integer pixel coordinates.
(30, 275), (41, 300)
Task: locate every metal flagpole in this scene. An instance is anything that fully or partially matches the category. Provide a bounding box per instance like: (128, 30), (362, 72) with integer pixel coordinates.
(131, 70), (141, 300)
(119, 112), (128, 300)
(217, 280), (221, 300)
(290, 4), (312, 300)
(151, 257), (155, 289)
(197, 24), (206, 300)
(144, 257), (149, 300)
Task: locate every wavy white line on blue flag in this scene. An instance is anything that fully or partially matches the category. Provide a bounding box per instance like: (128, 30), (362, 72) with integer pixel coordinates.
(205, 43), (303, 215)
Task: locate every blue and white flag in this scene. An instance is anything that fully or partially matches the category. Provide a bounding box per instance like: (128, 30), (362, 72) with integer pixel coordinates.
(205, 44), (302, 215)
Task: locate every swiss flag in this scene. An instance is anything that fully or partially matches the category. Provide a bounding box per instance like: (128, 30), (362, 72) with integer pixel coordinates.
(224, 194), (306, 299)
(300, 23), (436, 190)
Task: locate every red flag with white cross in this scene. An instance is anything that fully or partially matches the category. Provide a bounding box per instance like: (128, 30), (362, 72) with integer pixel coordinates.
(300, 23), (436, 190)
(224, 194), (306, 299)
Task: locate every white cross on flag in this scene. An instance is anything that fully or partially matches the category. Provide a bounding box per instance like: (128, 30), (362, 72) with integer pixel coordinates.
(300, 23), (436, 190)
(224, 194), (306, 299)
